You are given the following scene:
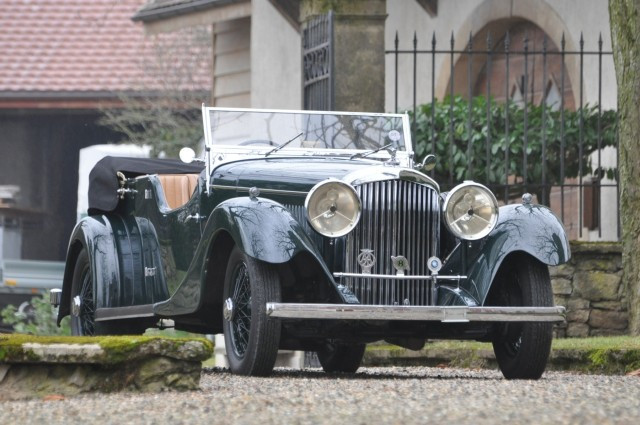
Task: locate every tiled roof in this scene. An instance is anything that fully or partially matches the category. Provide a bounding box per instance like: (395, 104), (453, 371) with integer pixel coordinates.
(0, 0), (211, 99)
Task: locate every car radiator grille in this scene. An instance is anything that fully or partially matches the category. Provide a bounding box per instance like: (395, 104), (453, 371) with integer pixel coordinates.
(343, 180), (440, 306)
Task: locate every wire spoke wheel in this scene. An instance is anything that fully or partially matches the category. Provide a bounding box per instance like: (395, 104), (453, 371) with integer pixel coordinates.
(71, 249), (96, 336)
(78, 269), (95, 336)
(222, 246), (281, 376)
(229, 262), (251, 357)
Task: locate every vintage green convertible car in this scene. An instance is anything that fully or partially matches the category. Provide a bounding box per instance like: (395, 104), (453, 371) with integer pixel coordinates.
(52, 106), (569, 379)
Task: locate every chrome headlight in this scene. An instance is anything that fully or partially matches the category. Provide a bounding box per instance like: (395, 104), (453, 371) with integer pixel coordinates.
(305, 179), (361, 237)
(444, 181), (499, 240)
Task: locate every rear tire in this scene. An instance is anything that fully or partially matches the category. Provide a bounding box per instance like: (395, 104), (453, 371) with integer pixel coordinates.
(316, 341), (366, 373)
(70, 249), (148, 336)
(70, 249), (99, 336)
(490, 256), (553, 380)
(222, 246), (281, 376)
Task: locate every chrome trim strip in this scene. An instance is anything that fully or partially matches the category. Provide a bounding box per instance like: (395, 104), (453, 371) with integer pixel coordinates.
(342, 166), (440, 192)
(334, 272), (466, 281)
(206, 106), (407, 119)
(210, 185), (308, 196)
(266, 303), (566, 323)
(95, 305), (155, 321)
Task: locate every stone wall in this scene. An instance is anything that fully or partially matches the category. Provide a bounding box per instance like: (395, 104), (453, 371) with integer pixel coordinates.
(551, 242), (627, 338)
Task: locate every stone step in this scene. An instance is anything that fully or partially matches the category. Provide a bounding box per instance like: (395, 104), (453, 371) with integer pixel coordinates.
(0, 334), (213, 400)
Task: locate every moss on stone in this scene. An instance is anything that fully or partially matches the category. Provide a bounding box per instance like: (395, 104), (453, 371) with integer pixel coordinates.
(0, 334), (213, 364)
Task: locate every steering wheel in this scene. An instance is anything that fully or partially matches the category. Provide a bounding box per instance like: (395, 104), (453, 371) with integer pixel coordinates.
(239, 139), (278, 146)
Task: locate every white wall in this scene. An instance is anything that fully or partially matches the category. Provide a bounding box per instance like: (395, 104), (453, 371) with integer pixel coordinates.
(385, 0), (617, 112)
(250, 0), (302, 109)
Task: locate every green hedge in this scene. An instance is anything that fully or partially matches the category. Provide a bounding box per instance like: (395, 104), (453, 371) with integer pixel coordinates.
(411, 96), (617, 192)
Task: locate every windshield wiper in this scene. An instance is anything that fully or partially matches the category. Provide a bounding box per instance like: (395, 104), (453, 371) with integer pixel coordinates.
(265, 132), (304, 157)
(350, 143), (393, 160)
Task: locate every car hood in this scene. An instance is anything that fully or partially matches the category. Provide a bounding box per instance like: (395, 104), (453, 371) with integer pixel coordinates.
(211, 157), (387, 193)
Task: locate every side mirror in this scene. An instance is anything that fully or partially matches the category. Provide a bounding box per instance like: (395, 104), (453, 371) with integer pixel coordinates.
(416, 154), (437, 172)
(179, 147), (196, 164)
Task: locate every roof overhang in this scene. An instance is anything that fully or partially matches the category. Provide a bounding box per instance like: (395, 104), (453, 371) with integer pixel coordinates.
(0, 90), (206, 110)
(132, 0), (251, 34)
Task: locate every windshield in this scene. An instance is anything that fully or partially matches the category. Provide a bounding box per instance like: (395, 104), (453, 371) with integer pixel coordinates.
(205, 108), (411, 154)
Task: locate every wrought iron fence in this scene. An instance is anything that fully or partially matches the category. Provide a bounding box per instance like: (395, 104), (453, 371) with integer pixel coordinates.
(386, 30), (619, 241)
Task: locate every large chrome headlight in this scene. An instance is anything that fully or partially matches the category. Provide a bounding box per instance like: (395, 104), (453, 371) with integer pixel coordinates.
(305, 179), (361, 237)
(444, 181), (499, 240)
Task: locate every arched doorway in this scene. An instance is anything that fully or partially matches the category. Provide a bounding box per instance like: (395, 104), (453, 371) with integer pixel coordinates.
(445, 19), (575, 111)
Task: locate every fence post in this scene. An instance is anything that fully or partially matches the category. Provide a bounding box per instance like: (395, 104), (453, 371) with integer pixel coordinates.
(542, 36), (548, 205)
(486, 32), (493, 186)
(504, 31), (511, 203)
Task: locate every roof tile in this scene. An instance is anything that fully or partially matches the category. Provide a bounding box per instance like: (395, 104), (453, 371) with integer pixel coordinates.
(0, 0), (211, 95)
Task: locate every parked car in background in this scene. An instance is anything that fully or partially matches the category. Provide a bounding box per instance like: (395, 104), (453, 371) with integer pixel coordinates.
(52, 106), (569, 379)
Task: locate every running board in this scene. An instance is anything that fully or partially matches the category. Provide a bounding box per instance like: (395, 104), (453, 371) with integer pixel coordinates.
(95, 304), (155, 321)
(266, 303), (566, 323)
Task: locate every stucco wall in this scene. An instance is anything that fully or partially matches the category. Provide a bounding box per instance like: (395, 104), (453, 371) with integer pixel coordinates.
(385, 0), (617, 112)
(250, 0), (302, 109)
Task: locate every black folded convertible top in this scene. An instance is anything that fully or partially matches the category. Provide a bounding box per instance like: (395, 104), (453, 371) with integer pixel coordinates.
(88, 156), (205, 215)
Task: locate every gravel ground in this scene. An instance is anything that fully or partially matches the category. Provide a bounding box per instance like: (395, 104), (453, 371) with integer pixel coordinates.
(1, 367), (639, 425)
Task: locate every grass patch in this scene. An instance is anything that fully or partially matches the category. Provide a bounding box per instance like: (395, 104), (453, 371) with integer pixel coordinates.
(365, 336), (640, 374)
(367, 336), (640, 352)
(551, 336), (640, 350)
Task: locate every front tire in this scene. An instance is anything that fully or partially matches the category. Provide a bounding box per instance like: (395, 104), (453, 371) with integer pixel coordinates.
(490, 256), (554, 380)
(316, 341), (366, 373)
(222, 246), (281, 376)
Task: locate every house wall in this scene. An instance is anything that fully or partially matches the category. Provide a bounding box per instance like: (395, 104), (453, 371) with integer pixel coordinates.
(250, 0), (302, 109)
(213, 17), (252, 107)
(385, 0), (616, 112)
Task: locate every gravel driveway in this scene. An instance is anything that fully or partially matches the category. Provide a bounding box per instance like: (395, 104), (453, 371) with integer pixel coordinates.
(2, 367), (639, 424)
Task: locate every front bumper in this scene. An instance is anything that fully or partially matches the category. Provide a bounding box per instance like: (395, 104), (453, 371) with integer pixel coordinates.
(266, 303), (566, 323)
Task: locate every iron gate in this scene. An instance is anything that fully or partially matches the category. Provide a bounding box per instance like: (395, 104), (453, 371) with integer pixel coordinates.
(302, 11), (334, 111)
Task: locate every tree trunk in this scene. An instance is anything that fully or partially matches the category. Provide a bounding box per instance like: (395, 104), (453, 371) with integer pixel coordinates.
(610, 0), (640, 334)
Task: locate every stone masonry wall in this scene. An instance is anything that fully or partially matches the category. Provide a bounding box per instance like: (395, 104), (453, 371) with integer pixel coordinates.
(551, 242), (627, 338)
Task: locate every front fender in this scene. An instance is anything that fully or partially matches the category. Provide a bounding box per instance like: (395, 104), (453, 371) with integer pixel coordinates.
(154, 196), (338, 317)
(208, 197), (320, 264)
(440, 203), (571, 306)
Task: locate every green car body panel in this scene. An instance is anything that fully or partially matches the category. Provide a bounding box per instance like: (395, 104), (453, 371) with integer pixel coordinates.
(438, 203), (570, 307)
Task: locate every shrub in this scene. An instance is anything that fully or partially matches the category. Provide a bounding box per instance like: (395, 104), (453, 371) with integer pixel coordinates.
(411, 96), (617, 198)
(1, 291), (70, 335)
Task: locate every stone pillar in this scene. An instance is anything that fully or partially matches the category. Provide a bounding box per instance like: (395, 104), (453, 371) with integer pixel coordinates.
(301, 0), (387, 112)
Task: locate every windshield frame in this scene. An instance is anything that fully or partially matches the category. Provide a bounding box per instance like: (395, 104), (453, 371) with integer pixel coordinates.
(202, 106), (414, 162)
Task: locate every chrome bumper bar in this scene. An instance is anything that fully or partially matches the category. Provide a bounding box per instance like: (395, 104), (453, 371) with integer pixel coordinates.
(333, 272), (466, 281)
(266, 303), (566, 323)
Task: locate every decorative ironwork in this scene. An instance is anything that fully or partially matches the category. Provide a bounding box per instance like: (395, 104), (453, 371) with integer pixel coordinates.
(386, 30), (618, 241)
(302, 11), (334, 110)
